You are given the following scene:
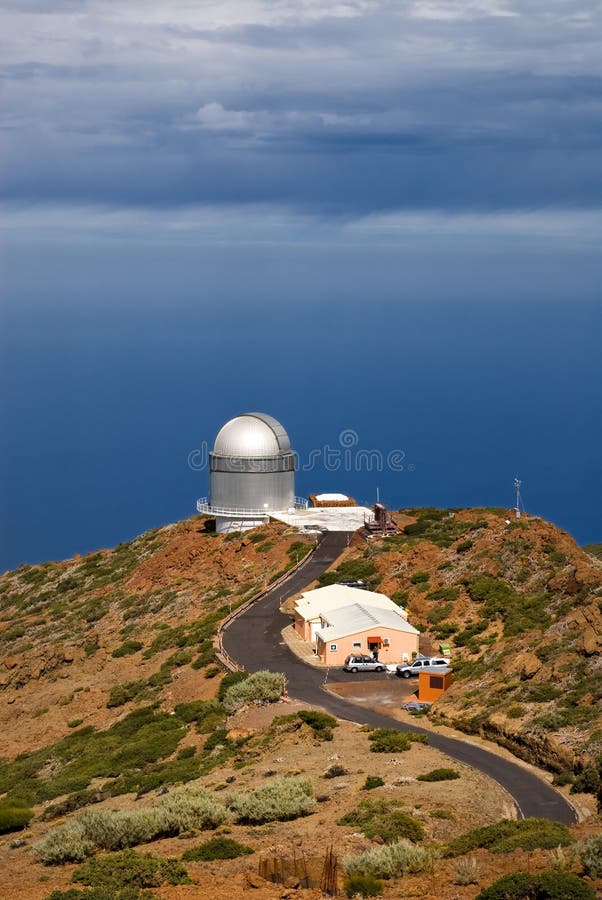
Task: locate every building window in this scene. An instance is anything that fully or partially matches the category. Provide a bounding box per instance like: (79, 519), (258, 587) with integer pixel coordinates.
(330, 644), (337, 651)
(352, 641), (362, 649)
(430, 675), (444, 690)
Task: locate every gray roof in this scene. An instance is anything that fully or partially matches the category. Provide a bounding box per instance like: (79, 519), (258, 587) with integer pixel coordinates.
(316, 602), (420, 642)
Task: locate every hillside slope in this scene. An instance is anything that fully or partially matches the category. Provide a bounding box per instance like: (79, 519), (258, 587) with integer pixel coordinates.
(0, 517), (312, 757)
(316, 508), (602, 774)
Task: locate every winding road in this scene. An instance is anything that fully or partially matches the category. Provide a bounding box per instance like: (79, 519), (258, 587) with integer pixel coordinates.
(223, 532), (577, 825)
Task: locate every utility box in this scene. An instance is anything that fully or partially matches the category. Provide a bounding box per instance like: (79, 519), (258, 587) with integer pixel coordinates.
(418, 668), (454, 703)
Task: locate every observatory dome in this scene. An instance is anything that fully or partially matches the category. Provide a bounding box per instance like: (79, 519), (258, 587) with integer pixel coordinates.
(213, 413), (292, 458)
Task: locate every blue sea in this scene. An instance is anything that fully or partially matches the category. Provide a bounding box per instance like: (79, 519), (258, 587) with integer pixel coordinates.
(1, 240), (600, 570)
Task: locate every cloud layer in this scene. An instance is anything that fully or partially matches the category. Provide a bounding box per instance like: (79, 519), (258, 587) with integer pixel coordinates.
(1, 0), (601, 217)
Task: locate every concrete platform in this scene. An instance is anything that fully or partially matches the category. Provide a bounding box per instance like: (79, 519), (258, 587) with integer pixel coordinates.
(272, 505), (373, 532)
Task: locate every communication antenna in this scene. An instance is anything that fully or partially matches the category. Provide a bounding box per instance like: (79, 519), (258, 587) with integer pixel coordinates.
(514, 477), (522, 519)
(376, 486), (380, 504)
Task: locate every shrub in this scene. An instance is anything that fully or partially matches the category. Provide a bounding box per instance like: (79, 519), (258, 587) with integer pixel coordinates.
(227, 776), (315, 823)
(35, 789), (228, 863)
(154, 786), (230, 833)
(445, 818), (573, 857)
(182, 836), (254, 861)
(427, 603), (454, 626)
(339, 799), (424, 843)
(343, 873), (383, 898)
(454, 856), (479, 885)
(368, 728), (428, 753)
(324, 764), (348, 779)
(476, 871), (595, 900)
(417, 768), (459, 782)
(570, 766), (600, 795)
(578, 833), (602, 878)
(76, 808), (162, 851)
(344, 840), (433, 879)
(111, 640), (143, 658)
(362, 776), (385, 790)
(456, 540), (473, 553)
(410, 572), (429, 584)
(73, 850), (190, 888)
(222, 670), (285, 711)
(552, 771), (574, 787)
(0, 801), (33, 833)
(34, 822), (94, 864)
(297, 709), (338, 740)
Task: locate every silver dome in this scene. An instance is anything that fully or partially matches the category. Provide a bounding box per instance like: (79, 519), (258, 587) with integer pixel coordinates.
(213, 413), (292, 458)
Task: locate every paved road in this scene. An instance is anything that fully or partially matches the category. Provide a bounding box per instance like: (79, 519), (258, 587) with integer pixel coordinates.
(223, 532), (577, 824)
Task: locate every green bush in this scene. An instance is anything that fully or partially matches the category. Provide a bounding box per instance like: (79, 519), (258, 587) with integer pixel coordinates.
(297, 709), (338, 740)
(577, 833), (602, 878)
(445, 818), (573, 857)
(0, 801), (33, 833)
(343, 873), (383, 898)
(317, 558), (378, 589)
(417, 768), (459, 782)
(73, 850), (190, 888)
(227, 776), (315, 823)
(368, 728), (428, 753)
(410, 572), (429, 584)
(476, 870), (595, 900)
(217, 670), (249, 699)
(35, 789), (229, 863)
(344, 840), (433, 879)
(222, 670), (285, 711)
(182, 836), (254, 861)
(111, 640), (143, 658)
(35, 823), (94, 864)
(570, 766), (600, 795)
(362, 776), (385, 790)
(456, 540), (473, 553)
(427, 603), (454, 626)
(339, 799), (424, 843)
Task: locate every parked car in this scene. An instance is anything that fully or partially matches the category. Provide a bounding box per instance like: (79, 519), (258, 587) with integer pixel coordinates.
(395, 657), (450, 678)
(343, 654), (385, 673)
(401, 700), (430, 712)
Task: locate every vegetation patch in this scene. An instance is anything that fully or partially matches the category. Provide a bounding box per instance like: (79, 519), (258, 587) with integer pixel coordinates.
(343, 873), (384, 898)
(318, 557), (378, 589)
(362, 775), (385, 790)
(72, 850), (190, 889)
(368, 728), (428, 753)
(182, 836), (254, 861)
(0, 707), (186, 807)
(227, 776), (315, 823)
(444, 818), (573, 857)
(344, 840), (433, 879)
(338, 798), (424, 843)
(476, 871), (595, 900)
(35, 788), (229, 863)
(111, 640), (143, 658)
(297, 709), (338, 741)
(221, 670), (285, 711)
(0, 799), (34, 833)
(417, 768), (460, 782)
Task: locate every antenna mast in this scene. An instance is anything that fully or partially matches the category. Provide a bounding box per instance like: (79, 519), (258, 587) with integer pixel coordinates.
(514, 477), (522, 519)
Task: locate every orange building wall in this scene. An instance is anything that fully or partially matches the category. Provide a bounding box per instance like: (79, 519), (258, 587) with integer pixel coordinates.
(316, 627), (419, 665)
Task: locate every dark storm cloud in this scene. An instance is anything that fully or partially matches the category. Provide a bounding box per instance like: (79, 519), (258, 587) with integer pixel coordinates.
(1, 0), (602, 216)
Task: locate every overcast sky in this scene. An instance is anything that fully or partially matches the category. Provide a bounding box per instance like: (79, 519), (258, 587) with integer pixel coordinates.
(1, 0), (602, 244)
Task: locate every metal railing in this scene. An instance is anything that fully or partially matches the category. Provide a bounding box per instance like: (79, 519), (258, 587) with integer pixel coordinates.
(196, 497), (308, 517)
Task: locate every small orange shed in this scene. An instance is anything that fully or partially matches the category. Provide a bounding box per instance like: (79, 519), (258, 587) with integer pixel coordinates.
(418, 668), (453, 703)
